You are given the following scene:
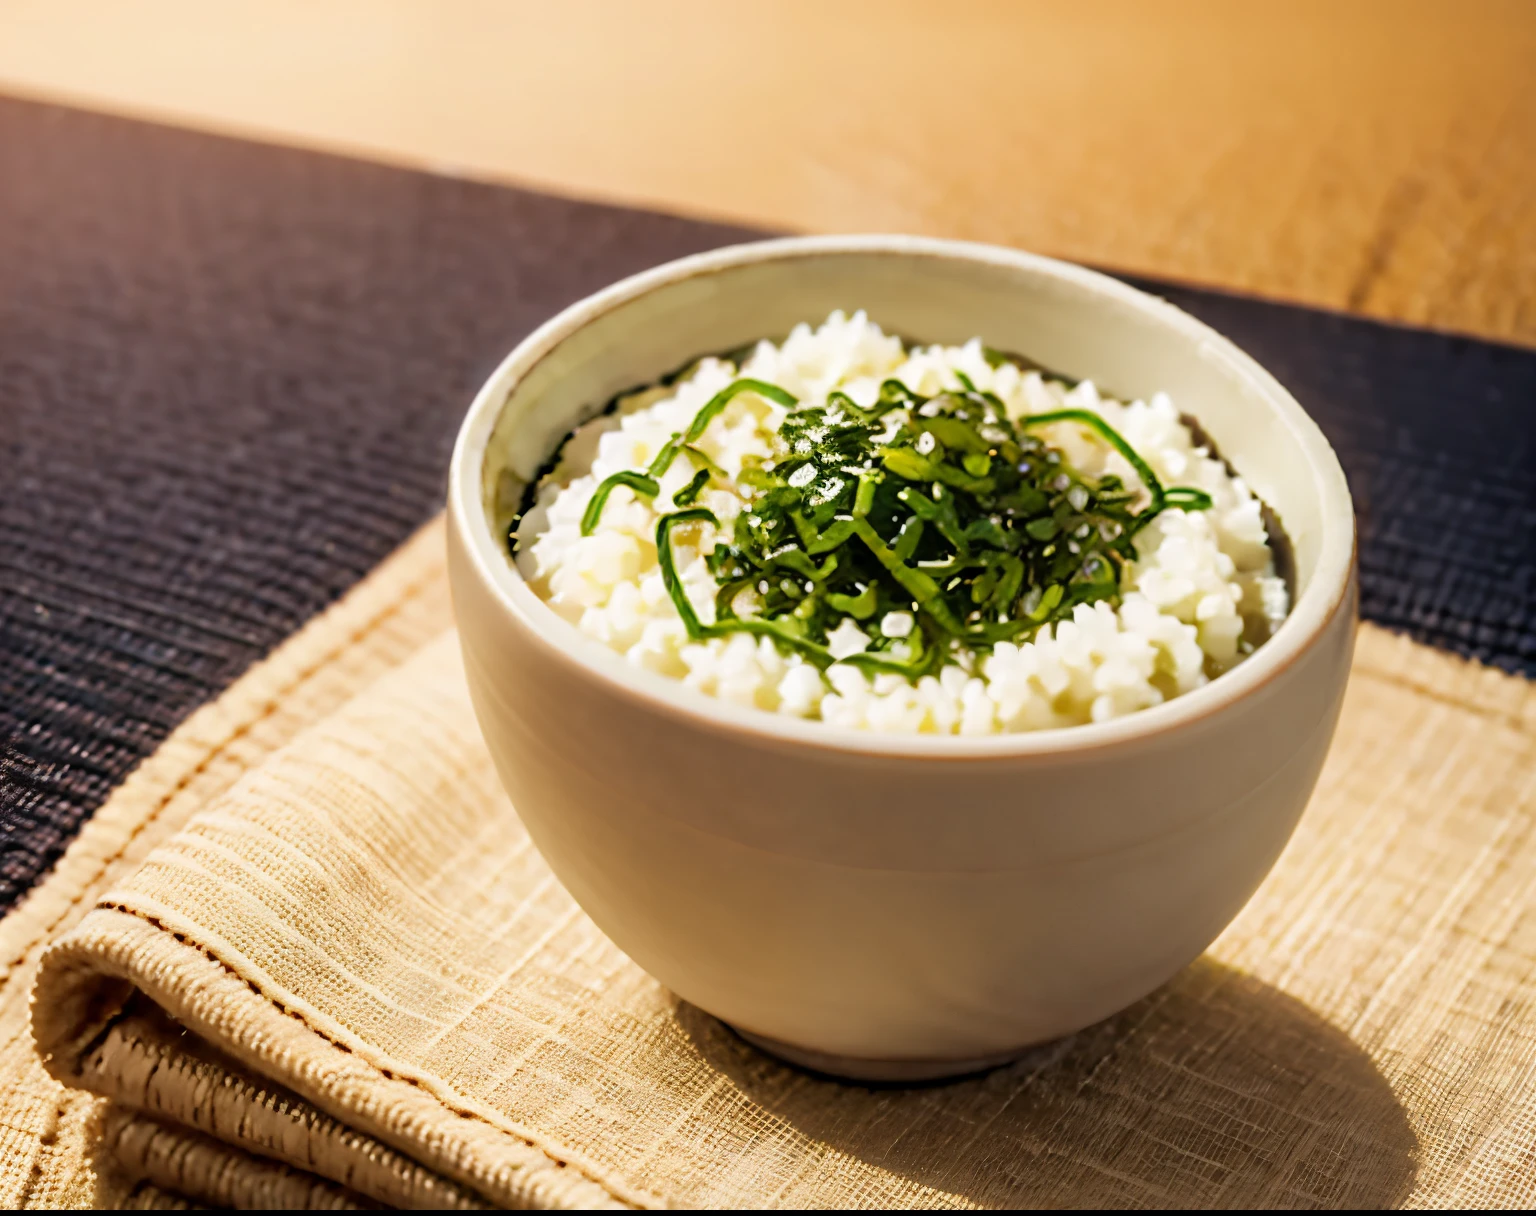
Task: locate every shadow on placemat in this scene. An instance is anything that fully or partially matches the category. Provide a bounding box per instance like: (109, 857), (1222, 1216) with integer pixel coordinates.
(680, 959), (1417, 1208)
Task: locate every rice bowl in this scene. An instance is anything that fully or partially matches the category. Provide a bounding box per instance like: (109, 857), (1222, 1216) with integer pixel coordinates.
(447, 235), (1356, 1076)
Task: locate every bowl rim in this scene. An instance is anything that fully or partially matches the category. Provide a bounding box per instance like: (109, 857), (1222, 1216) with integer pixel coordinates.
(448, 234), (1356, 760)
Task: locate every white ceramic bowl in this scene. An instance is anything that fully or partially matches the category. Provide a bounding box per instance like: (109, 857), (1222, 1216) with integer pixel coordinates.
(447, 236), (1356, 1080)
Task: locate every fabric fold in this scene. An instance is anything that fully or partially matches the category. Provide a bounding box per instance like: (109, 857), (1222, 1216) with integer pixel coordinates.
(21, 528), (1536, 1208)
(0, 518), (456, 1209)
(99, 1107), (378, 1210)
(33, 634), (637, 1210)
(68, 991), (484, 1209)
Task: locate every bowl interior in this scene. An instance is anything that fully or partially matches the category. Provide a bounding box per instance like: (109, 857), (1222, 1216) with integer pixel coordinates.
(479, 242), (1341, 599)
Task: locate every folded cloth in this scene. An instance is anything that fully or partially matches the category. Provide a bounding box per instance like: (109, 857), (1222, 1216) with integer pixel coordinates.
(22, 524), (1536, 1208)
(0, 520), (454, 1208)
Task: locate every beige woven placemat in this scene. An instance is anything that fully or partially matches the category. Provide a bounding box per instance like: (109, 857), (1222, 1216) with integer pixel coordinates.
(9, 517), (1536, 1208)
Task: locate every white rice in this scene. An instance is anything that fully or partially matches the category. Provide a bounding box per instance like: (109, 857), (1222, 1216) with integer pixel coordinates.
(516, 312), (1288, 734)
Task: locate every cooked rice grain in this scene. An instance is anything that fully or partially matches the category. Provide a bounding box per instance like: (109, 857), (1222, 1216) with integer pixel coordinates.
(517, 312), (1287, 735)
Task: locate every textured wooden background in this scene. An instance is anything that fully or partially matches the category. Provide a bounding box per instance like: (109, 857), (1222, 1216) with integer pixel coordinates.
(1, 0), (1532, 346)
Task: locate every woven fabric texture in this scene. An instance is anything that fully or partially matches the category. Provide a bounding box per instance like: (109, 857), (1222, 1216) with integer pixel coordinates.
(3, 95), (1535, 930)
(0, 95), (756, 914)
(0, 523), (454, 1207)
(5, 521), (1532, 1208)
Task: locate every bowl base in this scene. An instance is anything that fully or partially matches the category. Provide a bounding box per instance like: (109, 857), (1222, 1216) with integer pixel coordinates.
(732, 1028), (1030, 1083)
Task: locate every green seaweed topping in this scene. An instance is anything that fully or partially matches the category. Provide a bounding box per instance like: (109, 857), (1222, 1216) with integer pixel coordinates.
(672, 468), (712, 507)
(588, 360), (1215, 682)
(680, 379), (1211, 674)
(682, 378), (796, 444)
(581, 378), (798, 535)
(578, 470), (660, 535)
(655, 508), (720, 637)
(658, 509), (838, 668)
(1018, 409), (1213, 532)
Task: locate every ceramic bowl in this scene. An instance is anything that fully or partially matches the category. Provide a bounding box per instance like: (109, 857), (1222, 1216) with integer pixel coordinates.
(446, 235), (1356, 1081)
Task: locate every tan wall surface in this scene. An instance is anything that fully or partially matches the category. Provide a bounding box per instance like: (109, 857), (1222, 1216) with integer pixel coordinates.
(1, 0), (1532, 346)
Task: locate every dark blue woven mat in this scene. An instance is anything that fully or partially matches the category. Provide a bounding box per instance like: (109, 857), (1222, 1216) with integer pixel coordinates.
(2, 96), (1532, 914)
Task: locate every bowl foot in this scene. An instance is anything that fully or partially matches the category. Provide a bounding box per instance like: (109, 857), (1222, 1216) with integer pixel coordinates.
(732, 1028), (1030, 1083)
